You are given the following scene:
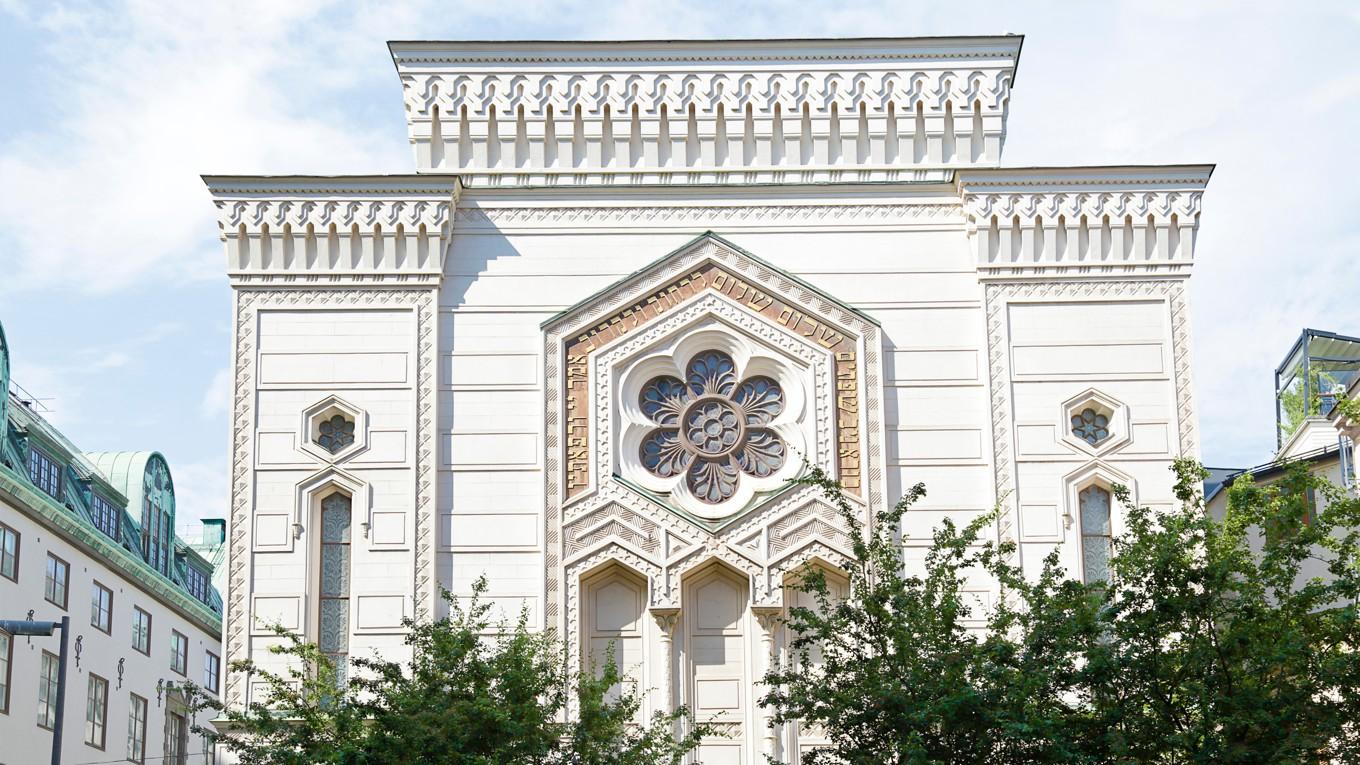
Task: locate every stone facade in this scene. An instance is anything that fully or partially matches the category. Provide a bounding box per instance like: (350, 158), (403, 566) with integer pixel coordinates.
(206, 36), (1210, 764)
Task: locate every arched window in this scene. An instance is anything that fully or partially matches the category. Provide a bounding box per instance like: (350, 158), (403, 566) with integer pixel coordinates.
(318, 492), (352, 682)
(1079, 485), (1112, 584)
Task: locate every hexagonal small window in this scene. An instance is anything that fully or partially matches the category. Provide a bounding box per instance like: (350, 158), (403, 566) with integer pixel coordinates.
(300, 395), (368, 463)
(1060, 389), (1129, 457)
(316, 414), (356, 454)
(1070, 407), (1111, 446)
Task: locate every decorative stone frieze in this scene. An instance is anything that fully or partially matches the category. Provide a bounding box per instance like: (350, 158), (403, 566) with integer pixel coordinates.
(959, 167), (1213, 275)
(391, 37), (1021, 182)
(204, 176), (459, 285)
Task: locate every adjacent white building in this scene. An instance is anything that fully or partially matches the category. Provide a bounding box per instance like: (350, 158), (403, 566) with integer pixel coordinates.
(0, 321), (223, 765)
(206, 36), (1211, 764)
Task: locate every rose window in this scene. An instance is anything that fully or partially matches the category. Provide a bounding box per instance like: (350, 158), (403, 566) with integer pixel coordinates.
(638, 350), (787, 504)
(1070, 408), (1110, 446)
(316, 414), (356, 454)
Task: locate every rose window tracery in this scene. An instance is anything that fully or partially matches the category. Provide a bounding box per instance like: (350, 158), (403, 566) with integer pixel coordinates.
(638, 350), (787, 504)
(1070, 408), (1110, 446)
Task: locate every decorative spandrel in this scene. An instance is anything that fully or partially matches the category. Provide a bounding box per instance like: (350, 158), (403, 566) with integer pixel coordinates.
(638, 350), (788, 506)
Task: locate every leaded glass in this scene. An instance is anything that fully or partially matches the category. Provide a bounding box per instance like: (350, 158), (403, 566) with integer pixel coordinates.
(1079, 485), (1113, 584)
(318, 492), (351, 680)
(318, 600), (350, 653)
(1071, 407), (1110, 445)
(317, 414), (356, 454)
(320, 544), (350, 597)
(638, 350), (788, 505)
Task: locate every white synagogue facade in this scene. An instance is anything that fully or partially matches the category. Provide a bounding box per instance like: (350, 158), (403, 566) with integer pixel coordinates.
(206, 36), (1210, 764)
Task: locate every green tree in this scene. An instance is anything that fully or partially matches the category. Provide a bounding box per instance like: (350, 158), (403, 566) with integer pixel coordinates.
(761, 467), (1102, 764)
(763, 461), (1360, 764)
(189, 578), (705, 765)
(1086, 460), (1360, 762)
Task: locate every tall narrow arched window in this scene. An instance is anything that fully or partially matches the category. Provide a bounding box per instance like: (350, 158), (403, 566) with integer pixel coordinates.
(1079, 485), (1112, 584)
(318, 492), (352, 682)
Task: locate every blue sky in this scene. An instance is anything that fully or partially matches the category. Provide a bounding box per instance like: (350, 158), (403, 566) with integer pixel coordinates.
(2, 0), (1358, 531)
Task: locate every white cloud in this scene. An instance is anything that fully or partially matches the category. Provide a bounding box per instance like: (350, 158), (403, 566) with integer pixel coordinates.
(200, 366), (231, 420)
(171, 456), (230, 531)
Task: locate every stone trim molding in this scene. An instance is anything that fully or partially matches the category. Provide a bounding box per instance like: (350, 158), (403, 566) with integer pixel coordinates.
(959, 168), (1213, 272)
(392, 37), (1021, 178)
(222, 287), (438, 710)
(204, 176), (460, 285)
(454, 201), (964, 229)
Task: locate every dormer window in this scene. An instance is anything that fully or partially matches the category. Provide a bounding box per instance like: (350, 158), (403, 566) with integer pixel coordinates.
(90, 494), (120, 540)
(184, 565), (211, 604)
(27, 445), (63, 499)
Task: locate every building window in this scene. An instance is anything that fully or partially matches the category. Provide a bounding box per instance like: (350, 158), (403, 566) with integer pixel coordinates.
(0, 629), (11, 714)
(90, 494), (120, 540)
(141, 458), (174, 578)
(170, 630), (188, 675)
(37, 650), (59, 729)
(319, 492), (352, 682)
(126, 693), (148, 763)
(166, 711), (188, 765)
(91, 581), (114, 634)
(1070, 407), (1111, 446)
(638, 350), (787, 504)
(44, 553), (69, 609)
(316, 413), (356, 454)
(132, 606), (152, 655)
(27, 445), (63, 499)
(85, 673), (108, 749)
(0, 522), (17, 581)
(203, 651), (220, 694)
(1079, 485), (1113, 584)
(185, 566), (210, 604)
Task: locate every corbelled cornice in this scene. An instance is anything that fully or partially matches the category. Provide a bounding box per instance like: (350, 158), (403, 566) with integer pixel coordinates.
(957, 166), (1213, 278)
(203, 175), (459, 286)
(390, 36), (1021, 184)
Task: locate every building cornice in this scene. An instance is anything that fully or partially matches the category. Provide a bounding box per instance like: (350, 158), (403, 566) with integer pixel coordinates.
(391, 36), (1021, 182)
(958, 166), (1213, 277)
(203, 175), (460, 287)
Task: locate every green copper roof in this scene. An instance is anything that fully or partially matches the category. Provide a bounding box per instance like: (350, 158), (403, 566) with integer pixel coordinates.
(85, 450), (171, 521)
(1, 316), (222, 629)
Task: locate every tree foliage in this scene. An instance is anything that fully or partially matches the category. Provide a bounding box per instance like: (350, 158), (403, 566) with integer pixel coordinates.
(189, 578), (704, 765)
(764, 460), (1360, 764)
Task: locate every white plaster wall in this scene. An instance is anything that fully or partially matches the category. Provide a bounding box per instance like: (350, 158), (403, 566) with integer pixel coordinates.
(436, 184), (994, 625)
(1005, 298), (1184, 580)
(0, 498), (220, 765)
(245, 307), (418, 689)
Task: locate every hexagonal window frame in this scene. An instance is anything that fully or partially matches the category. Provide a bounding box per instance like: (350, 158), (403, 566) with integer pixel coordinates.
(1059, 388), (1130, 457)
(299, 395), (369, 463)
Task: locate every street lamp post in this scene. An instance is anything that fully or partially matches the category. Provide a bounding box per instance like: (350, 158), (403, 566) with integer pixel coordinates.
(1, 616), (71, 765)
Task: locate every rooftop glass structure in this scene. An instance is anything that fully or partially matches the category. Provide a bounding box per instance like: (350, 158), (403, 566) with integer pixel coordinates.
(1276, 328), (1360, 448)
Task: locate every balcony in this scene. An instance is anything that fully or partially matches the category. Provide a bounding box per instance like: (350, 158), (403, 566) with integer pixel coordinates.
(1276, 329), (1360, 448)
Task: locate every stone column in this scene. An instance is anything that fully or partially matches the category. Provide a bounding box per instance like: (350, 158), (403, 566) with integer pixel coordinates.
(650, 608), (681, 721)
(754, 607), (784, 763)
